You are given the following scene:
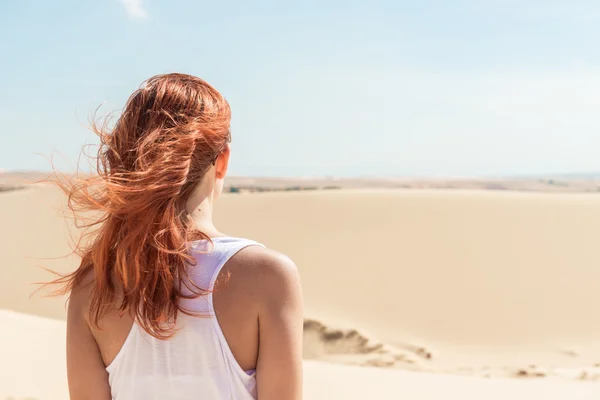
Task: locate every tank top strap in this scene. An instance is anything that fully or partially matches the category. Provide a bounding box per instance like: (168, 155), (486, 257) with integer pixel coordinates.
(207, 237), (264, 292)
(204, 237), (264, 384)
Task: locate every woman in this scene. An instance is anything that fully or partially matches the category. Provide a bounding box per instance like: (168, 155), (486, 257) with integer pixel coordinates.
(54, 73), (304, 399)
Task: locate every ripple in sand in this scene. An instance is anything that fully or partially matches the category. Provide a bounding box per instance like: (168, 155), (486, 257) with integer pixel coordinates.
(303, 319), (432, 370)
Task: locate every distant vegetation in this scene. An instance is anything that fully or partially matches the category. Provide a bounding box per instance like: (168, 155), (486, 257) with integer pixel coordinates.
(225, 185), (341, 194)
(284, 186), (318, 191)
(0, 184), (25, 193)
(539, 178), (568, 187)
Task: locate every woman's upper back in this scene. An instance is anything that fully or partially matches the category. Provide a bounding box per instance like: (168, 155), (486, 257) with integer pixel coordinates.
(105, 237), (261, 399)
(69, 237), (304, 400)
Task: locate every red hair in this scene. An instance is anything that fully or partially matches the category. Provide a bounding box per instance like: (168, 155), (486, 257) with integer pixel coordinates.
(49, 73), (231, 339)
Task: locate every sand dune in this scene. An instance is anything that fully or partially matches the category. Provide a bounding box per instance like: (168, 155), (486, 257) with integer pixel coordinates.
(3, 182), (600, 398)
(214, 188), (600, 376)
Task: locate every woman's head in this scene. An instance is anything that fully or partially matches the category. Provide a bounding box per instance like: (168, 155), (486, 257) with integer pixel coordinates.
(50, 73), (232, 338)
(106, 73), (231, 206)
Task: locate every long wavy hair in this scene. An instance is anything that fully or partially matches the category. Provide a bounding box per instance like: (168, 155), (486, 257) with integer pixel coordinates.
(49, 73), (232, 339)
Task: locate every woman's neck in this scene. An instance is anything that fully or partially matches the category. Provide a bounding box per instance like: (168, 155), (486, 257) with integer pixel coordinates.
(187, 196), (222, 238)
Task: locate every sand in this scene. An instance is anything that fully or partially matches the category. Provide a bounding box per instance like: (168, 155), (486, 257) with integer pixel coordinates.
(3, 310), (600, 400)
(3, 181), (600, 398)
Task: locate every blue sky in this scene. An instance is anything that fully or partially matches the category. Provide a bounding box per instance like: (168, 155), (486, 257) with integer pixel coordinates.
(1, 0), (600, 177)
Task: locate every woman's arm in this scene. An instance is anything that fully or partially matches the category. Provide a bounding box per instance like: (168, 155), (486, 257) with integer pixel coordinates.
(255, 251), (304, 400)
(66, 285), (112, 400)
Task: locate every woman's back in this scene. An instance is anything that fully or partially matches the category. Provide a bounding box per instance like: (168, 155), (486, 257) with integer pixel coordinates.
(69, 236), (302, 400)
(106, 237), (262, 400)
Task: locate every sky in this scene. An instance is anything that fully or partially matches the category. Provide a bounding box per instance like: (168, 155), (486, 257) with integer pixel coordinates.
(1, 0), (600, 177)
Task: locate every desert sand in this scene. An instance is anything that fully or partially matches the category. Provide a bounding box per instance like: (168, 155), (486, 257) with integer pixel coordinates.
(2, 179), (600, 399)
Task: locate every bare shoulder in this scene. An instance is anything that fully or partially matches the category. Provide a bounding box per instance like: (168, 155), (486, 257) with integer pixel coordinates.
(224, 246), (303, 308)
(233, 246), (298, 276)
(230, 246), (299, 283)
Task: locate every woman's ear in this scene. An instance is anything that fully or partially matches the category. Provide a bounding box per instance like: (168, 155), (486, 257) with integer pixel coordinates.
(215, 144), (230, 179)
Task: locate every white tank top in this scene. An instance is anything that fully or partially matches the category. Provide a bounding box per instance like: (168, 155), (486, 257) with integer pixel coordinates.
(106, 237), (263, 400)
